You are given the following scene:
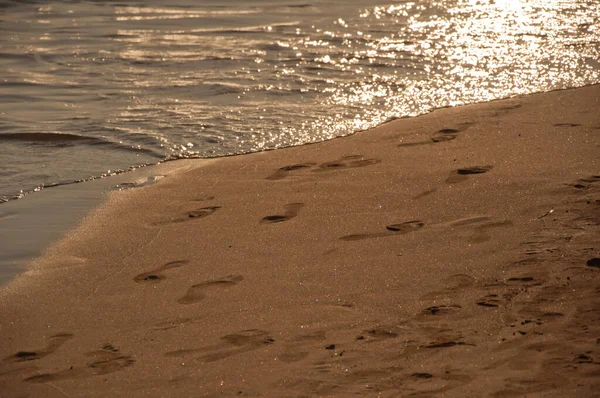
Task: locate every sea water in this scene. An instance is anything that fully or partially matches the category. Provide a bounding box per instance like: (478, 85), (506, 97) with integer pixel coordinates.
(1, 0), (599, 201)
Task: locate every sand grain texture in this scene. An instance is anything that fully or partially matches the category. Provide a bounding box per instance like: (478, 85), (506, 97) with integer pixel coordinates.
(1, 86), (599, 397)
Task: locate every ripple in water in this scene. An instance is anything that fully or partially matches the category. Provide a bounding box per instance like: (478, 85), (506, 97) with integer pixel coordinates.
(0, 0), (599, 200)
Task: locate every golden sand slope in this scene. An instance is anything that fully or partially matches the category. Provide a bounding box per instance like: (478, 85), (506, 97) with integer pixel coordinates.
(1, 85), (599, 397)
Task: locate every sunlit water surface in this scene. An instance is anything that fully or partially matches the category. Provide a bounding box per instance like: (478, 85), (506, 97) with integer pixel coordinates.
(1, 0), (599, 201)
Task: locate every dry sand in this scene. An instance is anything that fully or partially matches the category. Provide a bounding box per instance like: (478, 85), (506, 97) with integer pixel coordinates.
(1, 85), (599, 397)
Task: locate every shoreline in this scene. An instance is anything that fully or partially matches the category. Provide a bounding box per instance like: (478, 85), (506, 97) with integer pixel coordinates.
(1, 82), (597, 285)
(1, 85), (599, 397)
(0, 159), (210, 286)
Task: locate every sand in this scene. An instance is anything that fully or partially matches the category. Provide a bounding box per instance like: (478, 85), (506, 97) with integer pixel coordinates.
(1, 85), (599, 397)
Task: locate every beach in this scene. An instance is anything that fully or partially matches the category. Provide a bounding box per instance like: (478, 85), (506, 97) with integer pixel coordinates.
(1, 85), (599, 397)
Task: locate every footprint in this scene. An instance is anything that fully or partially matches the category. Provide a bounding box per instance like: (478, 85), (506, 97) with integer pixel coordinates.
(356, 325), (402, 342)
(553, 123), (581, 127)
(412, 372), (434, 379)
(497, 103), (522, 111)
(313, 155), (381, 172)
(476, 294), (501, 307)
(177, 275), (243, 305)
(399, 123), (472, 147)
(4, 333), (73, 364)
(569, 175), (600, 190)
(386, 221), (425, 233)
(24, 344), (134, 383)
(133, 260), (188, 284)
(587, 258), (600, 268)
(446, 165), (493, 184)
(430, 127), (463, 143)
(192, 195), (215, 202)
(421, 341), (470, 349)
(266, 163), (316, 181)
(340, 220), (424, 241)
(187, 206), (221, 219)
(154, 206), (221, 226)
(506, 276), (535, 283)
(261, 203), (304, 224)
(419, 304), (462, 317)
(412, 188), (437, 199)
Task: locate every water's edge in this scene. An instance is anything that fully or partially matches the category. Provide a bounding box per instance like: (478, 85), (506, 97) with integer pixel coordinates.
(1, 83), (598, 287)
(0, 159), (209, 286)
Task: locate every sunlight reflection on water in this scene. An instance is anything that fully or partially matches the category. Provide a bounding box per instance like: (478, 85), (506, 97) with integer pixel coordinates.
(0, 0), (599, 199)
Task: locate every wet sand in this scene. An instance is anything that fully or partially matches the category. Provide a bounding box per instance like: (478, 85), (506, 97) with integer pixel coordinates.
(1, 85), (599, 397)
(0, 161), (204, 285)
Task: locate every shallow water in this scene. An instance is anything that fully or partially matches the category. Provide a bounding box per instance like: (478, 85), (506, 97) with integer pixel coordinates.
(1, 0), (599, 201)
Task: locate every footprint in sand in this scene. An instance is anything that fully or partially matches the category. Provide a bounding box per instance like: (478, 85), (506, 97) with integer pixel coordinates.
(266, 156), (380, 180)
(398, 122), (472, 147)
(165, 329), (274, 363)
(4, 333), (73, 364)
(355, 325), (402, 342)
(261, 203), (304, 224)
(177, 275), (243, 304)
(266, 163), (316, 180)
(133, 260), (188, 284)
(476, 293), (501, 308)
(569, 175), (600, 190)
(340, 220), (424, 241)
(446, 165), (494, 184)
(412, 188), (437, 199)
(553, 123), (581, 127)
(153, 206), (221, 226)
(421, 341), (471, 349)
(497, 103), (522, 111)
(587, 258), (600, 268)
(419, 304), (462, 317)
(313, 155), (381, 172)
(24, 344), (134, 383)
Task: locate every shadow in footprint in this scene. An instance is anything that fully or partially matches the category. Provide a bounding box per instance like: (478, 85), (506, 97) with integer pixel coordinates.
(177, 275), (243, 305)
(419, 305), (462, 317)
(446, 165), (493, 184)
(422, 341), (471, 349)
(24, 344), (134, 383)
(133, 260), (188, 284)
(477, 294), (501, 307)
(266, 163), (316, 181)
(413, 188), (437, 199)
(587, 258), (600, 268)
(261, 203), (304, 224)
(568, 175), (600, 190)
(340, 220), (424, 241)
(4, 334), (73, 364)
(313, 155), (381, 172)
(356, 325), (402, 342)
(154, 206), (221, 226)
(553, 123), (581, 127)
(399, 123), (472, 147)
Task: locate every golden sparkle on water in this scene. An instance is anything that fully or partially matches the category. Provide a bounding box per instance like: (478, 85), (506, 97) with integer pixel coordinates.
(8, 1), (600, 159)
